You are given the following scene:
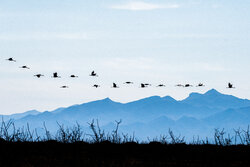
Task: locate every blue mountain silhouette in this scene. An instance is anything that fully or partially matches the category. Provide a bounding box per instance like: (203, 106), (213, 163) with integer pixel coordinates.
(2, 89), (250, 139)
(182, 89), (250, 110)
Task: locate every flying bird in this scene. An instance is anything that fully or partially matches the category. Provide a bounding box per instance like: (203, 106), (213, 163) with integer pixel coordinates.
(34, 74), (44, 78)
(140, 83), (146, 88)
(184, 84), (193, 87)
(6, 58), (16, 62)
(90, 71), (98, 77)
(227, 82), (235, 89)
(93, 84), (100, 88)
(175, 84), (184, 87)
(157, 84), (166, 87)
(112, 83), (119, 88)
(60, 86), (69, 88)
(70, 75), (78, 78)
(124, 82), (134, 84)
(19, 66), (30, 69)
(196, 83), (205, 87)
(52, 72), (61, 78)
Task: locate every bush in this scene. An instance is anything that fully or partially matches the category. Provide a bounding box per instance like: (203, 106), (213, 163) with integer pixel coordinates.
(0, 119), (249, 145)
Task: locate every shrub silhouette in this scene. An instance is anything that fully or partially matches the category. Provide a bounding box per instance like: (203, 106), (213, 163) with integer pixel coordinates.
(0, 119), (249, 145)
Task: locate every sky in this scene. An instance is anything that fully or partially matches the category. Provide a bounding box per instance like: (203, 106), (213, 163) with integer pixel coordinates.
(0, 0), (250, 114)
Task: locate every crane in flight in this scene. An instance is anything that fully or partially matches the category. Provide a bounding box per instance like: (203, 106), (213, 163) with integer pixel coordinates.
(144, 83), (151, 86)
(112, 83), (119, 88)
(90, 71), (98, 77)
(34, 74), (44, 78)
(140, 83), (147, 88)
(196, 83), (205, 87)
(93, 84), (100, 88)
(52, 72), (61, 78)
(60, 86), (69, 88)
(227, 82), (235, 89)
(184, 84), (193, 87)
(70, 75), (78, 78)
(124, 82), (133, 84)
(19, 66), (30, 69)
(157, 84), (166, 87)
(6, 58), (16, 62)
(175, 84), (184, 87)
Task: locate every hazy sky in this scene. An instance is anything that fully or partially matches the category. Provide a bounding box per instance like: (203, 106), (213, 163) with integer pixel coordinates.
(1, 0), (250, 114)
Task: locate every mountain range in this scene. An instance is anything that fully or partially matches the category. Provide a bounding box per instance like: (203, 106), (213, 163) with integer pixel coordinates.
(1, 89), (250, 140)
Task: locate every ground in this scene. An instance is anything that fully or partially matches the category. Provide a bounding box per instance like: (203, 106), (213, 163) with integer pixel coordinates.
(0, 141), (249, 167)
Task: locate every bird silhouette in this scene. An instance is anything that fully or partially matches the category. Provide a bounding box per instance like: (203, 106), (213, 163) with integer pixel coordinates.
(184, 84), (193, 87)
(70, 75), (78, 78)
(6, 58), (16, 62)
(93, 84), (100, 88)
(144, 83), (151, 86)
(175, 84), (184, 87)
(19, 66), (30, 69)
(60, 86), (69, 88)
(112, 83), (119, 88)
(196, 83), (205, 87)
(227, 82), (235, 88)
(90, 71), (98, 77)
(52, 72), (61, 78)
(140, 83), (146, 88)
(34, 74), (44, 78)
(157, 84), (166, 87)
(124, 82), (133, 84)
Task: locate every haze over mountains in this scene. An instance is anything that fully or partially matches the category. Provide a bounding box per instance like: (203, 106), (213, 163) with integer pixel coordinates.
(1, 89), (250, 140)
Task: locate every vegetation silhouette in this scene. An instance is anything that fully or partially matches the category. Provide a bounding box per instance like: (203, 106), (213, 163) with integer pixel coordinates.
(0, 119), (249, 166)
(0, 119), (249, 145)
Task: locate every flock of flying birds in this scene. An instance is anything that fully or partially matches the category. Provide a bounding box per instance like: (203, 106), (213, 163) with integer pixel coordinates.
(5, 57), (236, 89)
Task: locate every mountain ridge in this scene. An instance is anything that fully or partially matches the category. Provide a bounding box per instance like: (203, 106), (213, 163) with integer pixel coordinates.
(1, 89), (250, 140)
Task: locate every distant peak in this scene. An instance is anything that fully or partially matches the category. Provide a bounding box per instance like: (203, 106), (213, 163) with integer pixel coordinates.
(139, 96), (161, 100)
(189, 92), (201, 97)
(205, 89), (220, 95)
(162, 96), (176, 102)
(25, 110), (40, 114)
(148, 95), (161, 99)
(103, 97), (113, 101)
(132, 96), (161, 103)
(101, 97), (113, 102)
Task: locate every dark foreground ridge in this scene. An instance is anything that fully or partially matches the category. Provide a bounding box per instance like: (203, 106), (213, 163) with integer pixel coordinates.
(0, 141), (250, 167)
(0, 120), (250, 166)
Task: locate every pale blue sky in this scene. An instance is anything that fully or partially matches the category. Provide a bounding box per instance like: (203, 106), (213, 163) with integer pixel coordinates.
(1, 0), (250, 114)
